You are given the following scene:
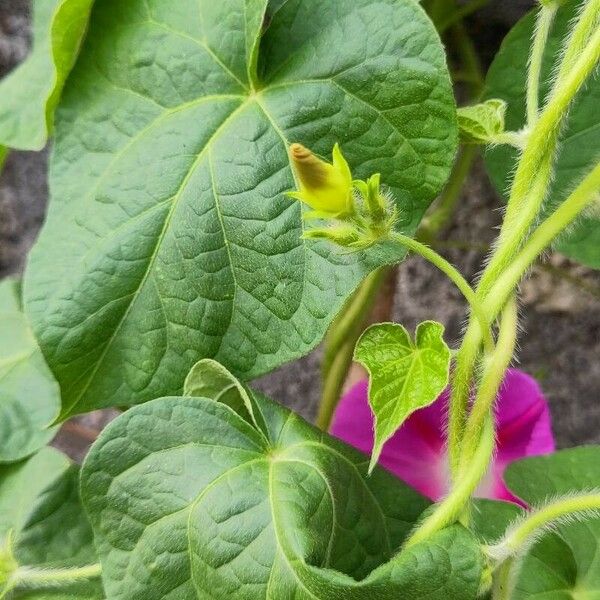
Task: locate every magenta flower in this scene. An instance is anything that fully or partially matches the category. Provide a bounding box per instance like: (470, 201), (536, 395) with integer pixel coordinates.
(331, 368), (555, 503)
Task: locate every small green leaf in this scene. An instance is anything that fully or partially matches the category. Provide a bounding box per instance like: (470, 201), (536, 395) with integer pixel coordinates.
(457, 99), (507, 144)
(484, 0), (600, 269)
(505, 447), (600, 598)
(0, 280), (59, 464)
(354, 322), (451, 472)
(81, 365), (482, 600)
(24, 0), (457, 419)
(0, 0), (94, 151)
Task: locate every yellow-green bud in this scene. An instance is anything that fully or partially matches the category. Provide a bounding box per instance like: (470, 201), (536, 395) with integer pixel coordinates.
(288, 143), (353, 216)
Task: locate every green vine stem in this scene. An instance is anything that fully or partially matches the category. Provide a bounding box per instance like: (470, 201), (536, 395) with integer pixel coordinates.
(405, 414), (495, 547)
(448, 5), (600, 474)
(554, 0), (600, 89)
(489, 493), (600, 600)
(388, 232), (494, 352)
(451, 162), (600, 473)
(9, 564), (101, 591)
(527, 2), (558, 125)
(407, 296), (517, 546)
(504, 21), (600, 231)
(459, 295), (518, 472)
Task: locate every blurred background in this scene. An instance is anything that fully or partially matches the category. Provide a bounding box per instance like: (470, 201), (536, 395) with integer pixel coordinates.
(1, 0), (598, 460)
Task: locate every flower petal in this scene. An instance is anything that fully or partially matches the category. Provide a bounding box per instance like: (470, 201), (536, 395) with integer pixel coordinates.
(331, 368), (555, 504)
(485, 368), (555, 502)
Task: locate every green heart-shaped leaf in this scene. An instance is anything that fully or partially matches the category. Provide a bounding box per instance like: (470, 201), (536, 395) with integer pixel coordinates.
(24, 0), (457, 419)
(0, 0), (94, 151)
(504, 447), (600, 599)
(81, 367), (482, 600)
(484, 0), (600, 269)
(0, 280), (59, 464)
(354, 321), (451, 471)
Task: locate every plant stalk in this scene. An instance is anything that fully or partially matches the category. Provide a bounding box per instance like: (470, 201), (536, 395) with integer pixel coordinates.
(11, 564), (102, 590)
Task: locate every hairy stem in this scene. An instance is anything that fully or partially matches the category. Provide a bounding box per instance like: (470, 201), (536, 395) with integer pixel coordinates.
(406, 415), (495, 547)
(448, 15), (600, 473)
(490, 493), (600, 599)
(389, 232), (494, 352)
(501, 493), (600, 556)
(12, 564), (102, 590)
(459, 295), (518, 471)
(554, 0), (600, 89)
(448, 163), (600, 469)
(527, 2), (558, 125)
(410, 296), (519, 544)
(506, 23), (600, 227)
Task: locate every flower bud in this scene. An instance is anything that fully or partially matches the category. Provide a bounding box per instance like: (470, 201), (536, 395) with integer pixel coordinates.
(288, 143), (353, 216)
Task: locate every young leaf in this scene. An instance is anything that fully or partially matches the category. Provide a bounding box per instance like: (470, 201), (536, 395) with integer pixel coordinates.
(24, 0), (457, 419)
(81, 380), (483, 599)
(484, 0), (600, 269)
(354, 322), (451, 472)
(0, 451), (103, 599)
(457, 99), (507, 144)
(184, 358), (267, 435)
(0, 280), (59, 464)
(0, 0), (94, 151)
(504, 447), (600, 598)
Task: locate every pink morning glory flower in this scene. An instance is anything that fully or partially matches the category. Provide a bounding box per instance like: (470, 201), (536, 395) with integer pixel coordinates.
(331, 368), (555, 503)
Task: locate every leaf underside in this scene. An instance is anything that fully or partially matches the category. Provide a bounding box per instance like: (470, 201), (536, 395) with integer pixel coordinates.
(484, 0), (600, 269)
(24, 0), (457, 419)
(0, 0), (94, 151)
(81, 377), (482, 600)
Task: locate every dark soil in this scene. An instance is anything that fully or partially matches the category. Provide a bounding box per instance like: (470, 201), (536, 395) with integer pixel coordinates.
(1, 0), (598, 462)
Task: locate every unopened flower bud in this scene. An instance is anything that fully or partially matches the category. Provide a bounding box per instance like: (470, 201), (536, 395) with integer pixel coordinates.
(288, 143), (353, 216)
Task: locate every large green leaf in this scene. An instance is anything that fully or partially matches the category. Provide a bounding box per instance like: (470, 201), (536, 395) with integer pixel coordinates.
(0, 280), (59, 464)
(0, 0), (94, 151)
(0, 450), (103, 599)
(24, 0), (457, 419)
(81, 374), (482, 599)
(504, 447), (600, 599)
(354, 321), (451, 471)
(484, 0), (600, 269)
